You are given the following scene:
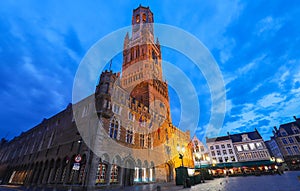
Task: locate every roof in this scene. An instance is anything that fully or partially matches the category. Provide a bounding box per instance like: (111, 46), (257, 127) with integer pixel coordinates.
(230, 130), (262, 143)
(206, 135), (230, 143)
(278, 121), (300, 136)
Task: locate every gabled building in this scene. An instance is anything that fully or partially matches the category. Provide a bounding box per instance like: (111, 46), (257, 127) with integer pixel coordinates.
(270, 116), (300, 170)
(230, 129), (270, 162)
(206, 134), (237, 165)
(191, 136), (210, 169)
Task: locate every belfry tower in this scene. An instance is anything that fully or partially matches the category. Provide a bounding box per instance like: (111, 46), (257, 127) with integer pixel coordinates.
(121, 5), (171, 122)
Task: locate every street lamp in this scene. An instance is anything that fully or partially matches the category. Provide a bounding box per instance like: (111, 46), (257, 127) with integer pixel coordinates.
(177, 145), (185, 167)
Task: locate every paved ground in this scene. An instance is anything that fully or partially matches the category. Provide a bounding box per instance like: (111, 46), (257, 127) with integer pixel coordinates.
(1, 171), (300, 191)
(178, 171), (300, 191)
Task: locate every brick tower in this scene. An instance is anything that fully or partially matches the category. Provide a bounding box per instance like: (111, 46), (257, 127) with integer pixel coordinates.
(121, 5), (171, 122)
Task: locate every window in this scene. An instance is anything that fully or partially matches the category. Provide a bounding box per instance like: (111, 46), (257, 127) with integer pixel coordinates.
(223, 150), (227, 155)
(136, 14), (140, 23)
(140, 134), (145, 147)
(96, 162), (107, 184)
(109, 118), (119, 139)
(218, 157), (223, 163)
(142, 13), (146, 22)
(229, 149), (233, 154)
(113, 104), (120, 114)
(256, 142), (263, 149)
(281, 131), (287, 136)
(231, 156), (236, 162)
(286, 147), (293, 155)
(243, 144), (249, 151)
(126, 127), (134, 144)
(249, 143), (256, 150)
(200, 146), (204, 152)
(195, 146), (199, 152)
(282, 138), (288, 144)
(110, 164), (119, 183)
(147, 134), (152, 149)
(224, 157), (229, 162)
(210, 146), (214, 150)
(217, 150), (221, 155)
(215, 145), (220, 149)
(227, 144), (231, 148)
(128, 112), (134, 121)
(293, 146), (300, 154)
(221, 144), (225, 149)
(211, 151), (216, 156)
(288, 137), (294, 143)
(236, 145), (243, 152)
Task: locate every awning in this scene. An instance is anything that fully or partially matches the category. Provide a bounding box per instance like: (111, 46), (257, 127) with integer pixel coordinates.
(207, 160), (275, 169)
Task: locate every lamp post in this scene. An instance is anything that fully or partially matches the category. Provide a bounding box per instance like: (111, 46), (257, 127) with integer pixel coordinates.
(177, 145), (185, 167)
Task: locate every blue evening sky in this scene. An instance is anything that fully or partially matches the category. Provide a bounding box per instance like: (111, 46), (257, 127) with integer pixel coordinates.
(1, 0), (300, 142)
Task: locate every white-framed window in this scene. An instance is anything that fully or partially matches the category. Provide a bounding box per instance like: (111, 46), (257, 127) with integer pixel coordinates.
(147, 134), (153, 149)
(288, 137), (294, 143)
(243, 144), (249, 151)
(126, 127), (134, 144)
(109, 118), (119, 139)
(236, 145), (243, 152)
(256, 142), (263, 149)
(293, 146), (300, 154)
(286, 147), (293, 155)
(249, 143), (256, 150)
(128, 112), (134, 121)
(113, 104), (120, 115)
(140, 134), (145, 147)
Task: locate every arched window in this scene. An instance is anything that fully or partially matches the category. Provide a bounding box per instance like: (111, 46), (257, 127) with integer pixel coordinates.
(110, 164), (119, 183)
(109, 118), (119, 139)
(142, 13), (146, 22)
(95, 160), (107, 184)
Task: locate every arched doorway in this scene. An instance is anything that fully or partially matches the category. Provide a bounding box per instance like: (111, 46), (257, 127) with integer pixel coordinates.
(166, 162), (174, 182)
(123, 158), (135, 187)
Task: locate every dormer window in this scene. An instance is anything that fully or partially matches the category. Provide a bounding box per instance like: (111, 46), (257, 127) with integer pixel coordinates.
(242, 134), (250, 141)
(280, 129), (288, 136)
(292, 125), (300, 134)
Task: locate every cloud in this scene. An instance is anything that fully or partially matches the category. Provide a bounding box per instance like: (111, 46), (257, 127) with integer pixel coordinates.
(258, 93), (286, 108)
(255, 16), (285, 36)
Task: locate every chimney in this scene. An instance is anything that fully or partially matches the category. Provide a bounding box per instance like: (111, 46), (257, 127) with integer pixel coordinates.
(274, 126), (278, 131)
(294, 116), (297, 120)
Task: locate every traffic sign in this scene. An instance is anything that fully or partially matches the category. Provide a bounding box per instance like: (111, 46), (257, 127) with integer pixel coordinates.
(75, 154), (82, 163)
(72, 163), (80, 171)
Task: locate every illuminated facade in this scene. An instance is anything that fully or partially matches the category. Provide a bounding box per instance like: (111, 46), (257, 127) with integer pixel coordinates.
(0, 5), (193, 189)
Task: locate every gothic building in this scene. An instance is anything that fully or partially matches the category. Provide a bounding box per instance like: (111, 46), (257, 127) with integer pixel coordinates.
(0, 5), (194, 190)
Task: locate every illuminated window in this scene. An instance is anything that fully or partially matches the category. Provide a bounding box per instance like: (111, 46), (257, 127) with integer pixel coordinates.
(243, 144), (249, 151)
(256, 142), (263, 149)
(236, 145), (243, 151)
(96, 162), (107, 184)
(249, 143), (256, 150)
(110, 164), (119, 183)
(136, 15), (140, 23)
(142, 13), (146, 22)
